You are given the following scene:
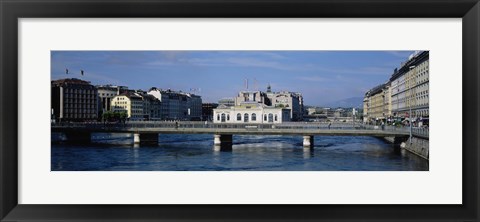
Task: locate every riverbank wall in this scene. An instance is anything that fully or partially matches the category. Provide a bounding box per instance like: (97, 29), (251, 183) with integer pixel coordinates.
(383, 136), (429, 160)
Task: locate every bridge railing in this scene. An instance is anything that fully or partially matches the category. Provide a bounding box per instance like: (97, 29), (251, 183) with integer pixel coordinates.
(361, 124), (429, 138)
(51, 121), (428, 137)
(51, 121), (367, 130)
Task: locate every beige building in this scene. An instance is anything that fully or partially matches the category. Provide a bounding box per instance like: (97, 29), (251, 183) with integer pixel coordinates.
(363, 97), (369, 123)
(111, 92), (144, 120)
(363, 83), (391, 124)
(383, 83), (392, 118)
(390, 51), (429, 119)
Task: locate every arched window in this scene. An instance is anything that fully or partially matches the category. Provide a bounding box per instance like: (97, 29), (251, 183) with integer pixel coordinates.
(244, 113), (249, 122)
(275, 114), (278, 121)
(268, 113), (274, 123)
(227, 114), (230, 121)
(217, 114), (220, 121)
(251, 113), (257, 121)
(221, 113), (226, 122)
(237, 113), (242, 121)
(264, 114), (267, 121)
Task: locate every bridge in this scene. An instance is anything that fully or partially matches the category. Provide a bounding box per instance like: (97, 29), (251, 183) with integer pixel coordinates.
(51, 121), (428, 150)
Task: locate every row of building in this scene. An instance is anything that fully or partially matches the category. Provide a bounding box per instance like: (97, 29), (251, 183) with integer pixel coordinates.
(212, 85), (304, 124)
(51, 79), (304, 123)
(363, 51), (429, 125)
(51, 78), (203, 122)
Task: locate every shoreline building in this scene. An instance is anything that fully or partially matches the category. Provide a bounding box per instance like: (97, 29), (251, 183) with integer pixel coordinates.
(147, 88), (202, 120)
(363, 51), (429, 125)
(111, 91), (144, 121)
(51, 78), (98, 122)
(213, 102), (291, 124)
(96, 85), (128, 118)
(213, 85), (301, 124)
(202, 103), (219, 121)
(265, 85), (304, 121)
(390, 51), (429, 119)
(363, 83), (392, 124)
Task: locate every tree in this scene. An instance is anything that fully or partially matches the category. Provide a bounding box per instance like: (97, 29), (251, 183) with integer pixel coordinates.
(119, 112), (128, 123)
(102, 111), (114, 122)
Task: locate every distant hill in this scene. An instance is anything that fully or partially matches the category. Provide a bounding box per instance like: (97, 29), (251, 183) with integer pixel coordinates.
(322, 97), (364, 108)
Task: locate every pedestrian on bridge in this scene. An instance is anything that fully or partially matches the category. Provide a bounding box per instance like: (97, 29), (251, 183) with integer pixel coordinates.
(328, 123), (331, 129)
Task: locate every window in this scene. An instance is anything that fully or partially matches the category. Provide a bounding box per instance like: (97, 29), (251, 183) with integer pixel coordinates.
(217, 114), (220, 121)
(244, 113), (249, 122)
(221, 113), (226, 122)
(268, 113), (273, 123)
(275, 114), (278, 121)
(251, 113), (256, 121)
(237, 113), (241, 121)
(227, 114), (230, 121)
(264, 114), (267, 121)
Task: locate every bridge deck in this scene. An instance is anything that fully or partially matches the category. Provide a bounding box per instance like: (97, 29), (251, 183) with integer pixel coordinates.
(52, 124), (411, 137)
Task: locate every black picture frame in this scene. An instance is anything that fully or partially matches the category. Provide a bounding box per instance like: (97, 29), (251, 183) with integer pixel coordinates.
(1, 0), (479, 221)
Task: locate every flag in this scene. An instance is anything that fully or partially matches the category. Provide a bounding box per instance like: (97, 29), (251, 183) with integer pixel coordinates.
(65, 69), (69, 74)
(81, 70), (84, 75)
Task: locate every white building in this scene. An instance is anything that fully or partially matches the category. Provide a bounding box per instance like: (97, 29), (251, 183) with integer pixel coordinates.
(213, 102), (291, 124)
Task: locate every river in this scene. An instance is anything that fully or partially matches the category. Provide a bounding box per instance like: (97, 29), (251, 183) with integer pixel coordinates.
(51, 133), (428, 171)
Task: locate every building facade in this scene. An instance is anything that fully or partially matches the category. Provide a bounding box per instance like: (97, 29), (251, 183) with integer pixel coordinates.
(363, 97), (370, 123)
(186, 94), (202, 120)
(213, 102), (291, 124)
(390, 51), (429, 119)
(363, 51), (429, 125)
(96, 85), (128, 118)
(147, 88), (203, 120)
(233, 85), (304, 121)
(213, 86), (301, 124)
(363, 83), (389, 124)
(202, 103), (219, 121)
(266, 90), (304, 121)
(234, 91), (271, 106)
(51, 78), (98, 122)
(111, 92), (144, 120)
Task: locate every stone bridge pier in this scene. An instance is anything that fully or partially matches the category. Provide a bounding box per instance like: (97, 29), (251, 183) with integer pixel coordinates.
(214, 134), (233, 151)
(133, 133), (159, 146)
(303, 135), (314, 149)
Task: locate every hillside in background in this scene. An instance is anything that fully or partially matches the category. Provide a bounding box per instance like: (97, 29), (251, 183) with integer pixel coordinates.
(322, 97), (364, 109)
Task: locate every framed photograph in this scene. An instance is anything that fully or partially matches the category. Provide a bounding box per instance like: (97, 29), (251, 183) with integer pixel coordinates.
(1, 0), (479, 221)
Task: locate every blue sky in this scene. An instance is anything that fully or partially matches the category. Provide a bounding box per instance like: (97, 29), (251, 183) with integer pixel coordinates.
(51, 51), (414, 106)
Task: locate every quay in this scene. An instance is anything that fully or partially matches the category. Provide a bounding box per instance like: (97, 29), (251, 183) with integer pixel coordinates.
(51, 122), (428, 151)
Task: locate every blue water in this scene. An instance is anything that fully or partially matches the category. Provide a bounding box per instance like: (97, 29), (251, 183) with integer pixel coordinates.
(51, 133), (429, 171)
